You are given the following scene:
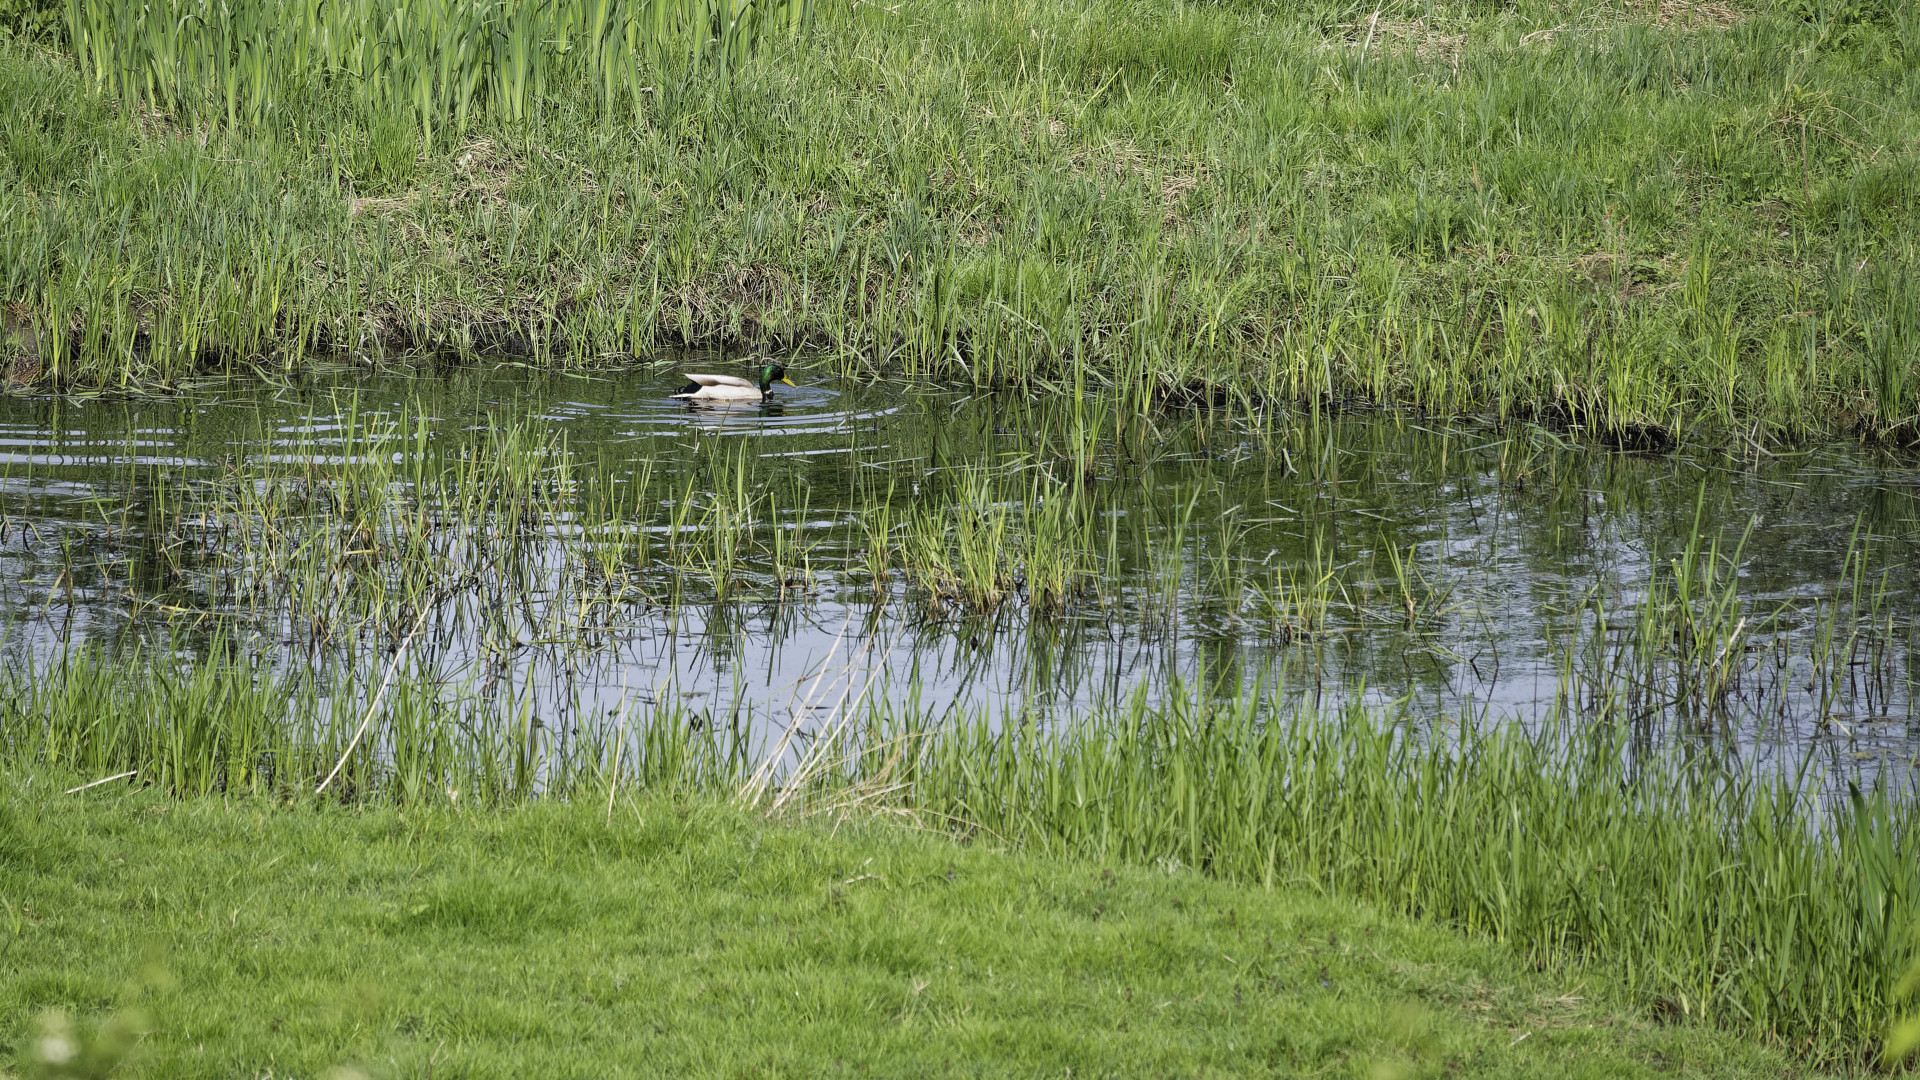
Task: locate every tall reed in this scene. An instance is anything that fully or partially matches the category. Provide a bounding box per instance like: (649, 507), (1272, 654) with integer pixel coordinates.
(60, 0), (813, 136)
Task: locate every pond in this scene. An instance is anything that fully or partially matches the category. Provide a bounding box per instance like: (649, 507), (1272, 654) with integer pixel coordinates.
(1, 359), (1917, 788)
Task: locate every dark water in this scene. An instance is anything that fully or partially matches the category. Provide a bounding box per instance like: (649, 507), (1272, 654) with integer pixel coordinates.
(2, 360), (1917, 782)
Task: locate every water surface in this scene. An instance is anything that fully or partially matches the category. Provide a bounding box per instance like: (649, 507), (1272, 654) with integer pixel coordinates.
(2, 360), (1917, 784)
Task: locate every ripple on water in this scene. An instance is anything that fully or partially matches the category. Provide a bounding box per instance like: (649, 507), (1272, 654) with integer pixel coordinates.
(544, 378), (901, 441)
(0, 370), (904, 470)
(0, 360), (1917, 785)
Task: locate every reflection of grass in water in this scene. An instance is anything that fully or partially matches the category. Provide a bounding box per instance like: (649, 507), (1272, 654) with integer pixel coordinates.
(10, 403), (1918, 741)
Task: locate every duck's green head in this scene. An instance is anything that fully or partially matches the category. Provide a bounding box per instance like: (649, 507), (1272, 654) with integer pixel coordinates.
(759, 363), (795, 391)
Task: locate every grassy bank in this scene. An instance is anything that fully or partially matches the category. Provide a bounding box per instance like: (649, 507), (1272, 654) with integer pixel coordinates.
(3, 0), (1918, 444)
(3, 637), (1916, 1064)
(0, 775), (1842, 1078)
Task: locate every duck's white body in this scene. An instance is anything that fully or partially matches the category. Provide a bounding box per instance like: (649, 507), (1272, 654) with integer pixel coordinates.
(671, 373), (771, 402)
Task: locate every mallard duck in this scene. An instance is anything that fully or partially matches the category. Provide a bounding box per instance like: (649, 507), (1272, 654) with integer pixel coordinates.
(671, 363), (795, 403)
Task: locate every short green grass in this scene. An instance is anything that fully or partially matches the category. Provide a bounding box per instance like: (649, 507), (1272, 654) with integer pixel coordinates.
(0, 770), (1831, 1079)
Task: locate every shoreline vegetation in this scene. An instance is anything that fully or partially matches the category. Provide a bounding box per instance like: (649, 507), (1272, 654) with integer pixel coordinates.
(0, 779), (1839, 1079)
(3, 648), (1917, 1067)
(0, 0), (1914, 447)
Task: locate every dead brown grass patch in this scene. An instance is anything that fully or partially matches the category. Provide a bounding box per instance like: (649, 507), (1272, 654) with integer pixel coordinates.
(1321, 0), (1745, 61)
(1628, 0), (1744, 29)
(1325, 13), (1466, 62)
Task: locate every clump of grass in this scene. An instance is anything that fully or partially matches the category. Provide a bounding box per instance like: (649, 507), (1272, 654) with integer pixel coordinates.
(682, 442), (759, 597)
(900, 472), (1013, 615)
(889, 461), (1099, 618)
(1248, 546), (1335, 645)
(854, 480), (898, 587)
(764, 483), (817, 596)
(0, 636), (749, 803)
(1019, 468), (1093, 616)
(61, 0), (812, 136)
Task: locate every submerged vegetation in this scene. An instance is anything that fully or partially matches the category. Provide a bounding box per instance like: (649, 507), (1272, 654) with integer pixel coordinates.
(0, 0), (1916, 444)
(2, 393), (1916, 744)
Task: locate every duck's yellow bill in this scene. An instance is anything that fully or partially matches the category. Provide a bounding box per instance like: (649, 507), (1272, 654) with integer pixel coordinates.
(779, 377), (797, 386)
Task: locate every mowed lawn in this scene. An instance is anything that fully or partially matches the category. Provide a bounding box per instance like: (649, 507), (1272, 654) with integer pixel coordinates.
(0, 773), (1823, 1078)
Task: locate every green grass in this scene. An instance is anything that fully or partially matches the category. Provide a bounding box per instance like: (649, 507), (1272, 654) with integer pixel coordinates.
(0, 774), (1841, 1078)
(2, 0), (1918, 444)
(908, 684), (1920, 1065)
(5, 624), (1917, 1063)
